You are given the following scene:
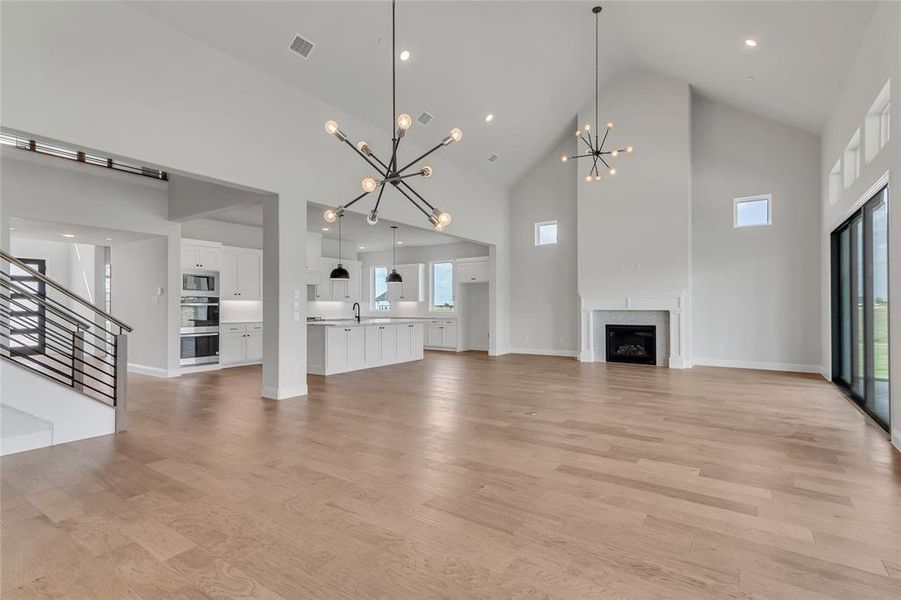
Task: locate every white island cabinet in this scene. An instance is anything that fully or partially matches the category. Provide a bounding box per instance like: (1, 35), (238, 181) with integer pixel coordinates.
(307, 320), (424, 376)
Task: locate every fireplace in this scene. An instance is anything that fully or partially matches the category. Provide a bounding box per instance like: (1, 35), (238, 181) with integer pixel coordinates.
(605, 324), (656, 365)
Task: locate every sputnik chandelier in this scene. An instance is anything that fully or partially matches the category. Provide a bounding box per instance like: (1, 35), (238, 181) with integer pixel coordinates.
(322, 0), (458, 231)
(561, 6), (633, 181)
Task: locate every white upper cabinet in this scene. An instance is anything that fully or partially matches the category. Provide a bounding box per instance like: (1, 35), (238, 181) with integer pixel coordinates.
(456, 257), (489, 284)
(181, 243), (220, 270)
(219, 248), (262, 300)
(387, 263), (424, 302)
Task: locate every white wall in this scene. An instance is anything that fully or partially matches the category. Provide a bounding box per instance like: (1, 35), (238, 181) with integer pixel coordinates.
(510, 124), (579, 355)
(0, 1), (513, 376)
(692, 95), (821, 371)
(111, 237), (170, 375)
(181, 219), (263, 250)
(577, 70), (692, 361)
(819, 1), (900, 446)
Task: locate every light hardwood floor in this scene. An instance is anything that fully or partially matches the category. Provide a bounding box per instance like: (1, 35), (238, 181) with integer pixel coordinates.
(2, 352), (900, 599)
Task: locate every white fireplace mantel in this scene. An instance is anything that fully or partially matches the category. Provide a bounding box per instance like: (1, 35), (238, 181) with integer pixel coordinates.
(579, 290), (689, 368)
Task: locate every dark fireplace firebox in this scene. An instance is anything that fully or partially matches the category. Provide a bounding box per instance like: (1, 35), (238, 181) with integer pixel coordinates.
(606, 324), (656, 365)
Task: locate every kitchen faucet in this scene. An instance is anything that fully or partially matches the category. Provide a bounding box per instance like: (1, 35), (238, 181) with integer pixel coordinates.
(352, 302), (361, 323)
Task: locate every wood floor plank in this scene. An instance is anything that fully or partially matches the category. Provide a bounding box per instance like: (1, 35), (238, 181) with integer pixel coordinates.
(2, 355), (899, 599)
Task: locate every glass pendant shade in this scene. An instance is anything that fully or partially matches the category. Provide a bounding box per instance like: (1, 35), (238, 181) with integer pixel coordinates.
(330, 264), (350, 280)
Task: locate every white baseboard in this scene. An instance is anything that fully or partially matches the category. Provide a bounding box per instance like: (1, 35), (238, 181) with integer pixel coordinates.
(508, 347), (578, 358)
(892, 431), (901, 453)
(128, 363), (180, 378)
(693, 357), (822, 374)
(261, 384), (308, 400)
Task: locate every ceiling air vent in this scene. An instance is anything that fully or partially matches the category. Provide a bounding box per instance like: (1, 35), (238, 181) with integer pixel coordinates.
(289, 34), (315, 59)
(416, 111), (433, 126)
(487, 153), (500, 163)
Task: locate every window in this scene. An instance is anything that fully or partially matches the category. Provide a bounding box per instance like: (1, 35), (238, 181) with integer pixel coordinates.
(844, 129), (861, 188)
(371, 266), (390, 311)
(829, 159), (842, 206)
(431, 261), (454, 311)
(865, 79), (890, 163)
(534, 220), (558, 246)
(734, 195), (771, 228)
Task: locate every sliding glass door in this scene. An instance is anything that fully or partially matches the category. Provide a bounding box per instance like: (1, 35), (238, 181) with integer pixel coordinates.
(831, 185), (890, 429)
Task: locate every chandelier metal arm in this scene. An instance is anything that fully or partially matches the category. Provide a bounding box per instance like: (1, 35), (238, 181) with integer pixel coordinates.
(598, 156), (611, 169)
(566, 153), (596, 161)
(398, 179), (437, 211)
(579, 135), (595, 152)
(341, 136), (389, 177)
(372, 182), (387, 213)
(600, 128), (610, 150)
(343, 191), (371, 210)
(397, 141), (445, 174)
(394, 183), (433, 218)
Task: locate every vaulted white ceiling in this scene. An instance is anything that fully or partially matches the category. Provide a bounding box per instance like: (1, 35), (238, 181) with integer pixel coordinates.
(128, 1), (876, 188)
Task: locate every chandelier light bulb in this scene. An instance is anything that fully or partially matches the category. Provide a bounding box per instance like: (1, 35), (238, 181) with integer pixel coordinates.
(357, 141), (371, 155)
(609, 168), (617, 175)
(449, 128), (463, 143)
(437, 211), (452, 226)
(421, 165), (433, 177)
(325, 120), (339, 135)
(584, 123), (591, 132)
(434, 222), (445, 232)
(367, 210), (379, 225)
(626, 146), (634, 154)
(595, 174), (602, 181)
(560, 155), (568, 162)
(323, 208), (338, 223)
(611, 150), (619, 157)
(361, 177), (378, 193)
(585, 149), (592, 155)
(575, 130), (582, 137)
(606, 122), (614, 129)
(400, 49), (411, 61)
(585, 174), (592, 182)
(397, 113), (413, 130)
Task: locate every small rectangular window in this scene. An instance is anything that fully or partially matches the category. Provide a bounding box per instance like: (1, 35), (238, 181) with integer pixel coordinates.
(535, 220), (558, 246)
(431, 261), (454, 310)
(844, 129), (861, 187)
(829, 159), (842, 206)
(372, 266), (390, 311)
(734, 195), (771, 228)
(865, 79), (890, 163)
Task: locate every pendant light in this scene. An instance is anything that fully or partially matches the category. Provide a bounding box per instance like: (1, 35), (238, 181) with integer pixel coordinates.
(386, 225), (403, 283)
(329, 214), (350, 280)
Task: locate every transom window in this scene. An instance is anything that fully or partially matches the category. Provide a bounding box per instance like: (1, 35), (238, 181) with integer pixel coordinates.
(534, 220), (558, 246)
(734, 195), (771, 228)
(431, 261), (454, 311)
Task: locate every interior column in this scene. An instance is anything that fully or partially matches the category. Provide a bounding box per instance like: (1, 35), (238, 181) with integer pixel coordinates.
(261, 193), (308, 399)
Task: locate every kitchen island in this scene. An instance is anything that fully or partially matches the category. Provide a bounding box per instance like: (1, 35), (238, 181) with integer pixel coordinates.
(307, 319), (425, 375)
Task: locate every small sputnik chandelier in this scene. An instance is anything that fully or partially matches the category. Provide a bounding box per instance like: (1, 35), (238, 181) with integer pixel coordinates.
(560, 6), (634, 181)
(322, 0), (458, 231)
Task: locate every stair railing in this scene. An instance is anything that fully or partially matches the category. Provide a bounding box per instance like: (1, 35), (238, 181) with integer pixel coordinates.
(0, 249), (133, 431)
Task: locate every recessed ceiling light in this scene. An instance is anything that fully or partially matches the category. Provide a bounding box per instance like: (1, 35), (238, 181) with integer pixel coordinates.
(397, 241), (404, 245)
(105, 237), (113, 241)
(485, 113), (494, 123)
(9, 227), (15, 231)
(359, 246), (366, 250)
(399, 50), (410, 61)
(322, 227), (329, 231)
(62, 233), (75, 238)
(744, 38), (758, 48)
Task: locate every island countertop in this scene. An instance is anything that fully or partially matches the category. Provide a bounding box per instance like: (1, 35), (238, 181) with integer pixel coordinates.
(306, 318), (424, 327)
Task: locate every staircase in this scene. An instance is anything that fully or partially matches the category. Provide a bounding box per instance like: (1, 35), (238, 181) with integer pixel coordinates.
(1, 249), (132, 455)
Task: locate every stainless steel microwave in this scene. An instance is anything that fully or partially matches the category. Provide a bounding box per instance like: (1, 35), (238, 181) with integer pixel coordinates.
(181, 269), (219, 297)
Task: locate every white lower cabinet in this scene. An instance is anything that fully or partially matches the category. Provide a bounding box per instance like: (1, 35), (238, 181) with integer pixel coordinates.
(220, 323), (263, 367)
(365, 324), (397, 366)
(308, 322), (424, 375)
(426, 320), (457, 350)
